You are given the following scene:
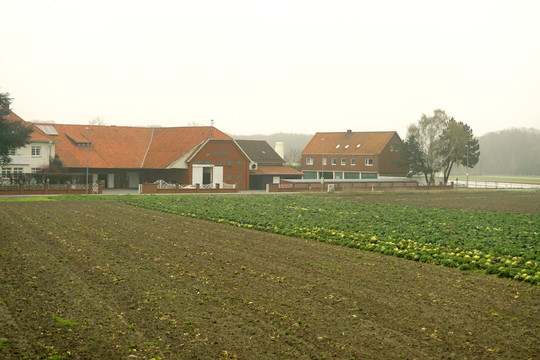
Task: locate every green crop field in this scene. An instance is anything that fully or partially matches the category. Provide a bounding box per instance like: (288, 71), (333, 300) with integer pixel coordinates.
(125, 194), (540, 284)
(1, 192), (539, 359)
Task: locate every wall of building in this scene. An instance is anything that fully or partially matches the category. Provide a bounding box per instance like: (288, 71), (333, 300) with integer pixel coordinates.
(378, 133), (408, 176)
(1, 141), (54, 179)
(188, 140), (250, 190)
(301, 153), (380, 179)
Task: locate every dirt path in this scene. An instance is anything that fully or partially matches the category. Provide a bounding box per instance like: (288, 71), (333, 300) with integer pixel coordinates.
(1, 201), (538, 359)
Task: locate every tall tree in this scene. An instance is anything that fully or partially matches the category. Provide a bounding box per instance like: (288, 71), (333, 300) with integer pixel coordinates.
(440, 118), (480, 184)
(401, 133), (429, 182)
(405, 109), (450, 184)
(404, 110), (480, 184)
(0, 92), (33, 165)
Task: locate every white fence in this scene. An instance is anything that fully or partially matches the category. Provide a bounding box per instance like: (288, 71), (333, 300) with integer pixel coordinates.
(454, 180), (540, 190)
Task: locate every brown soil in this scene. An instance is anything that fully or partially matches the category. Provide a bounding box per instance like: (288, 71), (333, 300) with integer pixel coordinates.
(0, 201), (538, 359)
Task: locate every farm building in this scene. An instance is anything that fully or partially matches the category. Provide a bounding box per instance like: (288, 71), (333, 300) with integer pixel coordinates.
(301, 130), (408, 180)
(235, 140), (303, 190)
(2, 114), (253, 190)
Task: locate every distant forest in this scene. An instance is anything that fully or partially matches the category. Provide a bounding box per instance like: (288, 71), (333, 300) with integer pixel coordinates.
(452, 128), (540, 176)
(234, 128), (540, 176)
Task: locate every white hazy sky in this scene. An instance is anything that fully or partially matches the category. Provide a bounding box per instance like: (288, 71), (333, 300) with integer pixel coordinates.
(2, 0), (539, 137)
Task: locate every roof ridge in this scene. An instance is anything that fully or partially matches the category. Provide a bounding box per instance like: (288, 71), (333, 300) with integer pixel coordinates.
(140, 128), (155, 168)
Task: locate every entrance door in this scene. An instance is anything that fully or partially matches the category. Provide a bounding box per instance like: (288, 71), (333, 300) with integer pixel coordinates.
(127, 172), (140, 188)
(203, 167), (212, 184)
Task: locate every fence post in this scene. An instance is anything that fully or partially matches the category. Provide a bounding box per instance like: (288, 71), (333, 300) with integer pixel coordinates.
(44, 183), (49, 194)
(19, 184), (24, 195)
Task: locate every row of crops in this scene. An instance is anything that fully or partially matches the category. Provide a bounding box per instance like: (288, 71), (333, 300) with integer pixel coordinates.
(124, 195), (540, 284)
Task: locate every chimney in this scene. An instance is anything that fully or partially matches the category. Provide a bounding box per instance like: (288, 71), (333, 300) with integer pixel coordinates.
(346, 129), (352, 135)
(274, 142), (285, 159)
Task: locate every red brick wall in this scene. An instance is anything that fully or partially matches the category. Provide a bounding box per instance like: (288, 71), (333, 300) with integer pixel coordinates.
(301, 154), (380, 173)
(188, 140), (250, 190)
(378, 133), (408, 176)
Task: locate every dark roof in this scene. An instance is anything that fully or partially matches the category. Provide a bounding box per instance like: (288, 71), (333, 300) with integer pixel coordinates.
(235, 140), (284, 165)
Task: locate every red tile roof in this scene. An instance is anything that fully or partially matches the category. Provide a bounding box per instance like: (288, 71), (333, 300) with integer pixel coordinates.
(3, 110), (54, 142)
(28, 123), (231, 169)
(302, 131), (399, 155)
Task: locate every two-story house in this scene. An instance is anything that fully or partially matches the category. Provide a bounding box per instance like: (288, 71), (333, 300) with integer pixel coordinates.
(301, 130), (407, 180)
(0, 112), (56, 182)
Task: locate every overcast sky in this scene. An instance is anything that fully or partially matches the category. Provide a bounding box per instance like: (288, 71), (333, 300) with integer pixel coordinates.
(2, 0), (539, 137)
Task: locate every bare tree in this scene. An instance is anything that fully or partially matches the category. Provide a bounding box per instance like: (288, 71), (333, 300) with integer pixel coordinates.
(284, 147), (301, 166)
(89, 116), (106, 126)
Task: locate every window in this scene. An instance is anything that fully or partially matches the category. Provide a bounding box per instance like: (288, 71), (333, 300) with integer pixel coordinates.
(1, 168), (11, 178)
(217, 160), (223, 166)
(356, 144), (361, 149)
(13, 168), (23, 178)
(227, 160), (233, 167)
(331, 158), (337, 165)
(237, 160), (242, 166)
(341, 158), (346, 166)
(31, 168), (39, 173)
(204, 160), (211, 164)
(365, 158), (374, 166)
(344, 144), (350, 149)
(350, 158), (356, 166)
(322, 157), (327, 166)
(390, 145), (394, 152)
(194, 160), (202, 164)
(335, 144), (341, 149)
(8, 148), (16, 155)
(306, 158), (313, 165)
(32, 146), (41, 156)
(236, 174), (242, 181)
(226, 174), (232, 181)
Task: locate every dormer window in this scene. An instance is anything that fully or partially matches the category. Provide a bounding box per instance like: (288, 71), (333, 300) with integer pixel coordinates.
(335, 144), (341, 149)
(344, 144), (350, 149)
(356, 144), (361, 148)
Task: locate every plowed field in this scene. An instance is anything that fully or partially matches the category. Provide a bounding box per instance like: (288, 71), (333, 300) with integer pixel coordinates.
(1, 201), (538, 359)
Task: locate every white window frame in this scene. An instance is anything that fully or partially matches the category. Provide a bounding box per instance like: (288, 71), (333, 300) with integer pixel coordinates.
(322, 157), (327, 166)
(8, 148), (16, 155)
(331, 158), (337, 165)
(1, 167), (12, 178)
(12, 167), (23, 179)
(31, 145), (41, 156)
(306, 157), (314, 166)
(31, 168), (39, 174)
(341, 158), (346, 166)
(365, 158), (374, 166)
(350, 158), (356, 166)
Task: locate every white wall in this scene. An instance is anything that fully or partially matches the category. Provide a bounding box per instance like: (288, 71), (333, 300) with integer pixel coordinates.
(1, 140), (53, 175)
